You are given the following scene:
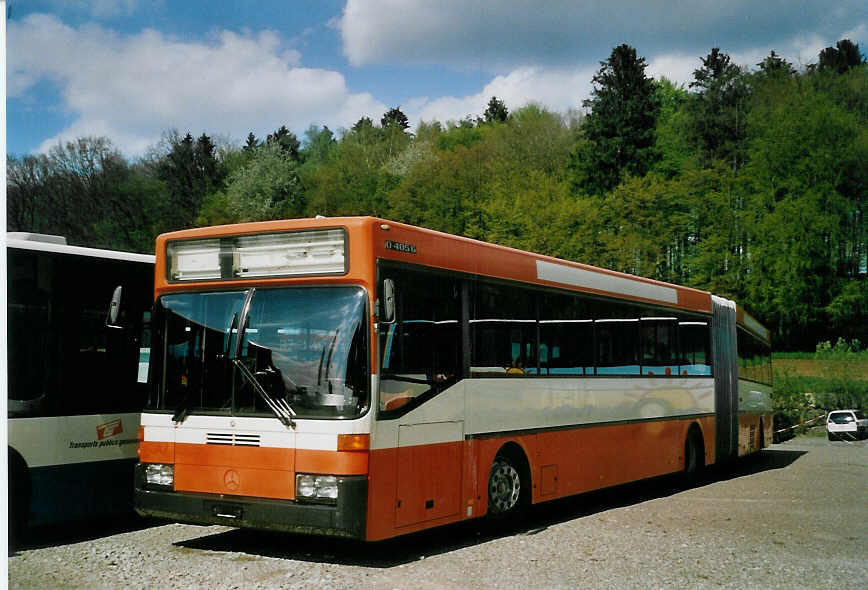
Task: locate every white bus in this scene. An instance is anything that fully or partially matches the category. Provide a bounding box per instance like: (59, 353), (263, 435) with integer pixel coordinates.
(7, 233), (154, 542)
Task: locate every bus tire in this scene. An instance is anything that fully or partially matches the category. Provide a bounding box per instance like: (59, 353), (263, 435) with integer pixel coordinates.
(487, 449), (529, 520)
(758, 420), (765, 451)
(683, 428), (705, 487)
(8, 449), (31, 549)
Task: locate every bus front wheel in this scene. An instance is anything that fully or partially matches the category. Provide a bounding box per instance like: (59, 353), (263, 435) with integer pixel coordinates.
(487, 452), (528, 518)
(8, 449), (31, 549)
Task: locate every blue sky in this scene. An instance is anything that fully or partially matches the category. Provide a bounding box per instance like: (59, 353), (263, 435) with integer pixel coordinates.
(6, 0), (866, 156)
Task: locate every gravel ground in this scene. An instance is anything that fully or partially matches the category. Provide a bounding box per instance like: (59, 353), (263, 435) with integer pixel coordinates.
(9, 434), (867, 589)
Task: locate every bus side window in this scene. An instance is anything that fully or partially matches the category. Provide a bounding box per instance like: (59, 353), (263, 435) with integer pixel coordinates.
(378, 269), (460, 414)
(538, 292), (593, 376)
(678, 321), (711, 376)
(595, 319), (640, 375)
(641, 318), (678, 376)
(470, 282), (536, 375)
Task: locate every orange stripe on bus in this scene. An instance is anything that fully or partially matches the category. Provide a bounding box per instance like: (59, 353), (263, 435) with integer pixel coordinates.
(138, 440), (174, 464)
(295, 448), (369, 475)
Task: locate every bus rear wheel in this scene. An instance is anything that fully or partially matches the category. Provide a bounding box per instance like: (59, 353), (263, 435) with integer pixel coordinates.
(487, 455), (524, 517)
(683, 431), (705, 487)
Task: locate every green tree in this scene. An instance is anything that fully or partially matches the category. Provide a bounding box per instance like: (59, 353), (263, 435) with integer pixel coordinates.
(7, 137), (160, 251)
(267, 125), (301, 161)
(650, 77), (692, 178)
(756, 51), (796, 79)
(303, 120), (392, 217)
(818, 39), (865, 74)
(243, 132), (260, 151)
(688, 48), (751, 171)
(571, 44), (660, 195)
(826, 280), (868, 343)
(381, 107), (410, 130)
(483, 96), (509, 123)
(153, 131), (226, 231)
(217, 142), (305, 222)
(743, 73), (865, 347)
(300, 125), (336, 165)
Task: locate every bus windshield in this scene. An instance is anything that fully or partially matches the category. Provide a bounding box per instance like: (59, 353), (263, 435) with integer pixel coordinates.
(149, 286), (368, 420)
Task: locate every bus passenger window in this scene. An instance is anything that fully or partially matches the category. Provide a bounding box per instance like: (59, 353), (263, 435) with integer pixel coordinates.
(538, 292), (593, 376)
(470, 282), (536, 375)
(641, 318), (678, 376)
(678, 321), (711, 376)
(595, 319), (640, 375)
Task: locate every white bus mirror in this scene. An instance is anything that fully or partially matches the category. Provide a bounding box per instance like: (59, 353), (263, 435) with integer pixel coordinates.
(382, 279), (396, 324)
(107, 285), (124, 329)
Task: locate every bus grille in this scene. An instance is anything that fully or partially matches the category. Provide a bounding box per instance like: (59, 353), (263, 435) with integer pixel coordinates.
(206, 432), (261, 447)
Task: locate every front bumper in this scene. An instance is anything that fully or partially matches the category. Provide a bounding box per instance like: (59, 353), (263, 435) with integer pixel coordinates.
(134, 463), (367, 539)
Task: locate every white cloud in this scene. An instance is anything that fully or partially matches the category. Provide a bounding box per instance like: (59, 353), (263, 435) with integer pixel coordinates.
(407, 66), (595, 126)
(403, 24), (854, 130)
(646, 33), (847, 87)
(8, 14), (386, 155)
(338, 0), (867, 72)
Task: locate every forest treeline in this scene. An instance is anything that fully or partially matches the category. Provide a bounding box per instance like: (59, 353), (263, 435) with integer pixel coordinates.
(7, 42), (867, 350)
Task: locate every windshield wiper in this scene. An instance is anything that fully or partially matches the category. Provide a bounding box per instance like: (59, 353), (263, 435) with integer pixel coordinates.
(232, 358), (296, 429)
(172, 397), (192, 424)
(230, 288), (296, 429)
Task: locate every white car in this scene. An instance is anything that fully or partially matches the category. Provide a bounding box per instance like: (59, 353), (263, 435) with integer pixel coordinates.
(826, 410), (868, 441)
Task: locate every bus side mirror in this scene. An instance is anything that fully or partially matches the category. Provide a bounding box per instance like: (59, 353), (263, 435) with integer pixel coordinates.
(106, 285), (124, 329)
(382, 279), (396, 324)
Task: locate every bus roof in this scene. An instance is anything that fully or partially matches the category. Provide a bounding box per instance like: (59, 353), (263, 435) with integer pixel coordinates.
(7, 234), (155, 264)
(156, 216), (769, 337)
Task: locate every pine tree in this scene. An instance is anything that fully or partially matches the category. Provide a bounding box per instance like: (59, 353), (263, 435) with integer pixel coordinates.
(266, 125), (301, 161)
(243, 132), (259, 151)
(756, 51), (796, 79)
(381, 107), (410, 131)
(571, 44), (660, 195)
(483, 96), (509, 123)
(688, 48), (751, 170)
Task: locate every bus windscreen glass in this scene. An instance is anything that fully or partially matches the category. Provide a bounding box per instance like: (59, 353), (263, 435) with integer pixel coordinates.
(149, 286), (368, 419)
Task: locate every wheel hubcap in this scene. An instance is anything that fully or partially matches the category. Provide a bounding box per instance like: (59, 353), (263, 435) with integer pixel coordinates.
(489, 459), (521, 514)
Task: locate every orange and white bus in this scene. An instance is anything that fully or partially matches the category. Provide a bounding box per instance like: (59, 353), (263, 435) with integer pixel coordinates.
(134, 217), (772, 541)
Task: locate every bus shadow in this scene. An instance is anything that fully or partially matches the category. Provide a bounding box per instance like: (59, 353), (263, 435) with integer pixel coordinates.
(177, 448), (806, 567)
(10, 515), (161, 555)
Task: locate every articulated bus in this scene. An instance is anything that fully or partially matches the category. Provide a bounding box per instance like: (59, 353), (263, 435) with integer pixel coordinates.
(7, 233), (154, 540)
(134, 217), (772, 541)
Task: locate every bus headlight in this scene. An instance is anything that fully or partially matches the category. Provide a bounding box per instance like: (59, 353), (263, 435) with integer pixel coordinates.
(296, 474), (338, 503)
(145, 463), (174, 488)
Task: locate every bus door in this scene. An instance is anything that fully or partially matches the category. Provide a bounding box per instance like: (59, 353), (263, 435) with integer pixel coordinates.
(378, 267), (464, 528)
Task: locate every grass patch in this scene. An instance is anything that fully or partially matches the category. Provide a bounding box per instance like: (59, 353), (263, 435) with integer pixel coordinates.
(773, 358), (868, 380)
